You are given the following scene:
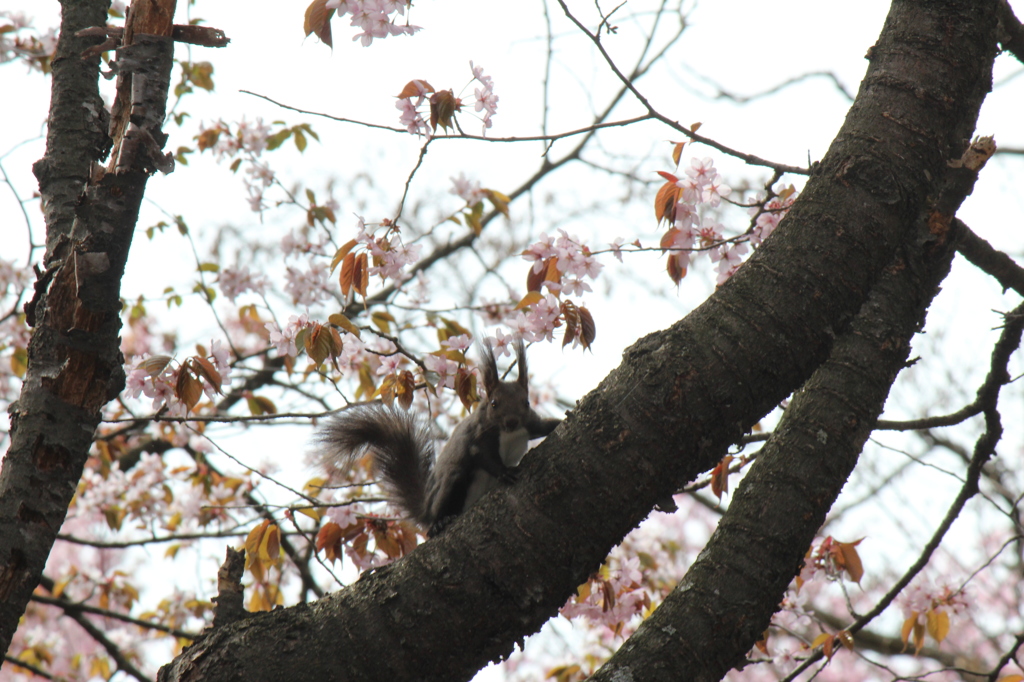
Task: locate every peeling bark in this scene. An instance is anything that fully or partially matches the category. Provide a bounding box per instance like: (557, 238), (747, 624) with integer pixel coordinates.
(0, 0), (178, 657)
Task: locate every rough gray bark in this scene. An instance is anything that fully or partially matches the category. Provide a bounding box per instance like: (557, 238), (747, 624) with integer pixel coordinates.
(0, 0), (177, 658)
(158, 1), (1000, 681)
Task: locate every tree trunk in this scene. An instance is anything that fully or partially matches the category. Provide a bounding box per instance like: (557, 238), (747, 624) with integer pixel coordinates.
(0, 0), (177, 657)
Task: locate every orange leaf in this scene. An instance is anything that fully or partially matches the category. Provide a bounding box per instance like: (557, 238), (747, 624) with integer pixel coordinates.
(837, 538), (865, 584)
(316, 522), (344, 563)
(926, 609), (950, 644)
(454, 368), (478, 410)
(303, 0), (335, 47)
(660, 227), (681, 252)
(330, 239), (358, 273)
(561, 300), (579, 349)
(339, 252), (356, 296)
(754, 629), (769, 655)
(654, 181), (681, 224)
(667, 254), (686, 285)
(671, 141), (686, 166)
(515, 291), (544, 310)
(191, 356), (222, 393)
(396, 79), (434, 99)
(900, 614), (916, 651)
(328, 312), (361, 338)
(710, 455), (733, 500)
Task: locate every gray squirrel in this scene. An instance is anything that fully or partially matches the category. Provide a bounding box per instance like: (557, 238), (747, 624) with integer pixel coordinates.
(316, 339), (561, 536)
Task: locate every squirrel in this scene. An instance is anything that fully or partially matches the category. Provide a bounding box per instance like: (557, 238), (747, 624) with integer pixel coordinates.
(316, 338), (561, 536)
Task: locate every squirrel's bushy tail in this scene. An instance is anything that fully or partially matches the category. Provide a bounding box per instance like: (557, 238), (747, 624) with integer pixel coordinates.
(316, 403), (435, 528)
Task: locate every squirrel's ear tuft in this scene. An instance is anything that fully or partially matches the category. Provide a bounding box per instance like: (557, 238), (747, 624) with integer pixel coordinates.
(480, 340), (500, 393)
(514, 337), (529, 390)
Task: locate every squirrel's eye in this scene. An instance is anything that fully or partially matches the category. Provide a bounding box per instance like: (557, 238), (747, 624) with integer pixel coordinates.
(490, 399), (498, 408)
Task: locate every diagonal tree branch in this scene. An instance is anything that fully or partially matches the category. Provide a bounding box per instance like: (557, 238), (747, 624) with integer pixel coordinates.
(158, 2), (1001, 680)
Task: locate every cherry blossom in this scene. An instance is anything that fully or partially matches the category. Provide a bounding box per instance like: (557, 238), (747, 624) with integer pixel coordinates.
(266, 313), (310, 358)
(450, 173), (487, 205)
(218, 265), (270, 302)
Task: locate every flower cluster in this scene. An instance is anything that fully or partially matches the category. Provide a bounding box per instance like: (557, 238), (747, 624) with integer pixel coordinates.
(450, 173), (486, 205)
(748, 187), (797, 246)
(284, 261), (333, 306)
(355, 218), (423, 284)
(219, 265), (270, 302)
(897, 578), (969, 622)
(522, 229), (603, 297)
(266, 313), (310, 358)
(324, 0), (420, 47)
(662, 157), (734, 283)
(507, 294), (563, 343)
(125, 358), (188, 418)
(561, 556), (650, 631)
(657, 153), (799, 287)
(196, 118), (276, 212)
(394, 62), (499, 137)
(396, 80), (432, 136)
(470, 61), (498, 134)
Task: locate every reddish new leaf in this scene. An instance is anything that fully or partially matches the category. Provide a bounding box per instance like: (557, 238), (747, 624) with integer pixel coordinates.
(667, 253), (686, 285)
(578, 306), (596, 350)
(654, 180), (681, 225)
(339, 252), (356, 296)
(429, 89), (460, 132)
(303, 0), (336, 47)
(710, 455), (733, 500)
(396, 79), (434, 99)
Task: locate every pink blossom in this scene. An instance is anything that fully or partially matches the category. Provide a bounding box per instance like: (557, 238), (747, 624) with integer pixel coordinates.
(450, 173), (486, 204)
(209, 339), (232, 384)
(327, 504), (359, 527)
(485, 329), (515, 357)
(376, 353), (403, 376)
(266, 313), (309, 358)
(424, 353), (459, 389)
(284, 262), (331, 306)
(685, 156), (716, 185)
(219, 266), (269, 301)
(522, 233), (557, 272)
(441, 334), (471, 352)
(469, 61), (498, 134)
(608, 237), (626, 262)
(701, 174), (732, 207)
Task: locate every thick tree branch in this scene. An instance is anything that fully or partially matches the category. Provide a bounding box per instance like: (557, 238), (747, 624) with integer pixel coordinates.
(158, 2), (1000, 681)
(783, 300), (1024, 681)
(592, 134), (963, 682)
